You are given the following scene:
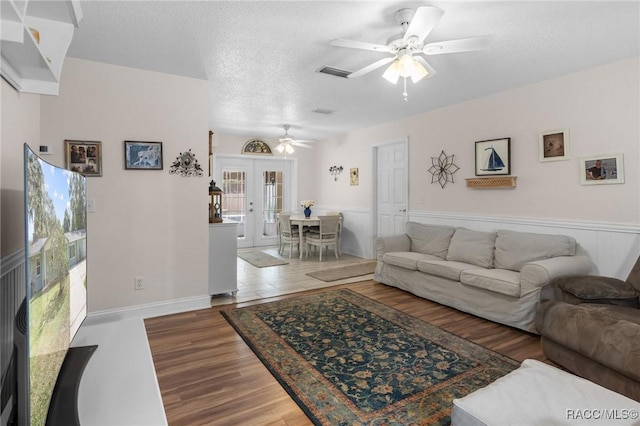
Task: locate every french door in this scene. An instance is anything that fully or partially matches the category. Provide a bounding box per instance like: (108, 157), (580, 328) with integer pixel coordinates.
(214, 156), (293, 248)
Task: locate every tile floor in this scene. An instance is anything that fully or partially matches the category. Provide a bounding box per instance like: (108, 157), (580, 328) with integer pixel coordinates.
(210, 245), (375, 306)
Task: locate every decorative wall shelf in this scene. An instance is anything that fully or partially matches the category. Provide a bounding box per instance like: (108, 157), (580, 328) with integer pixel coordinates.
(1, 0), (82, 95)
(465, 176), (517, 189)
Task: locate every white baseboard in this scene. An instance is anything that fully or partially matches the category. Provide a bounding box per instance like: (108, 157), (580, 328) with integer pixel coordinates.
(85, 294), (211, 325)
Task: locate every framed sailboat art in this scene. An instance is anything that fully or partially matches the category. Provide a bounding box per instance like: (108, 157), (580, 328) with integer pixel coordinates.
(475, 138), (511, 176)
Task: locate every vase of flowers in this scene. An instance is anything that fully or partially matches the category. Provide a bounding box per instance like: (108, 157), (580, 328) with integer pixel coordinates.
(300, 200), (314, 218)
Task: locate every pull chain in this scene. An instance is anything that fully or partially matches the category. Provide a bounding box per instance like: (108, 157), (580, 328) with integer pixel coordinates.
(403, 77), (408, 102)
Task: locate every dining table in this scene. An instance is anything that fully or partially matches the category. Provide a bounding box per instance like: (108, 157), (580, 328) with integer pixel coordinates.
(289, 215), (320, 259)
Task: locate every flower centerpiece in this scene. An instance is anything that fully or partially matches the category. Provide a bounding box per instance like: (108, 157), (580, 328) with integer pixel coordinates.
(300, 200), (314, 218)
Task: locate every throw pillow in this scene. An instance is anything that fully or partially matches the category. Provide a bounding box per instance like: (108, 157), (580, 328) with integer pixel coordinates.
(494, 229), (576, 271)
(405, 222), (456, 259)
(446, 228), (497, 268)
(556, 276), (639, 300)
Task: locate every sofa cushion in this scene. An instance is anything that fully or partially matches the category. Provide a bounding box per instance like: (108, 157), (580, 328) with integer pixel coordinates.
(556, 276), (639, 300)
(446, 228), (497, 268)
(382, 252), (441, 271)
(405, 222), (456, 259)
(494, 230), (576, 272)
(417, 260), (482, 281)
(461, 269), (521, 297)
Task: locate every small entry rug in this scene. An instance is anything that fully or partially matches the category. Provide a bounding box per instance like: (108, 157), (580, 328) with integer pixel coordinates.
(306, 261), (377, 282)
(237, 251), (289, 268)
(222, 289), (519, 425)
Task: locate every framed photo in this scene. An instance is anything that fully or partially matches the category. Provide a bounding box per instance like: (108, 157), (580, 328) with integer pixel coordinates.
(539, 128), (570, 162)
(580, 154), (624, 185)
(242, 138), (272, 155)
(124, 141), (163, 170)
(64, 140), (102, 176)
(350, 168), (359, 186)
(475, 138), (511, 176)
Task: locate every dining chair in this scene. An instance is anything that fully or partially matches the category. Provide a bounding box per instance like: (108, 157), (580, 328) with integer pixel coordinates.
(277, 214), (301, 258)
(307, 212), (343, 256)
(305, 215), (341, 261)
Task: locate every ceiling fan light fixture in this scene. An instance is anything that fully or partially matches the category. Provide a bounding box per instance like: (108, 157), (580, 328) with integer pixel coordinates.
(285, 144), (295, 155)
(275, 143), (285, 153)
(382, 61), (401, 84)
(409, 59), (429, 83)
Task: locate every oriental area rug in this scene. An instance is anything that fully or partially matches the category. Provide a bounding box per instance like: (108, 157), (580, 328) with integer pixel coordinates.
(221, 289), (519, 425)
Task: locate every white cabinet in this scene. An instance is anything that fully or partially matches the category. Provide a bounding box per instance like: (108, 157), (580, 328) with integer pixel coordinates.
(208, 223), (238, 296)
(1, 0), (82, 95)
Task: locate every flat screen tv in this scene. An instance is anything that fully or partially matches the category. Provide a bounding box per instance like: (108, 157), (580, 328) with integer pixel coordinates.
(12, 144), (94, 426)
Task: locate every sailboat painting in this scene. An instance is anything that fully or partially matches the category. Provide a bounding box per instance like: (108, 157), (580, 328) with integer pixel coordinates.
(475, 138), (511, 176)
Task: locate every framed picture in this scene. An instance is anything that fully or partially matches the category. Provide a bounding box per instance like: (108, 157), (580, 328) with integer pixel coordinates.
(124, 141), (163, 170)
(580, 154), (624, 185)
(475, 138), (511, 176)
(539, 128), (570, 162)
(350, 168), (359, 186)
(242, 138), (272, 155)
(64, 140), (102, 176)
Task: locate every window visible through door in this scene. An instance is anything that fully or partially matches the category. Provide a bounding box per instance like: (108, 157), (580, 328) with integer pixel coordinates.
(222, 170), (246, 237)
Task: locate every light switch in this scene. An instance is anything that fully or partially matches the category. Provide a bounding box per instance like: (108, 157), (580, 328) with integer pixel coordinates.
(87, 198), (95, 213)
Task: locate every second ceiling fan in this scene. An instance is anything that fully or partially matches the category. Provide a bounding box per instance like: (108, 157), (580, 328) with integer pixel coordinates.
(330, 6), (491, 100)
(274, 125), (316, 155)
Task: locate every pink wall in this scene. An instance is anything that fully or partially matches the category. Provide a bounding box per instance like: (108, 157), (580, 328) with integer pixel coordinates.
(316, 57), (639, 225)
(37, 58), (210, 312)
(1, 80), (40, 257)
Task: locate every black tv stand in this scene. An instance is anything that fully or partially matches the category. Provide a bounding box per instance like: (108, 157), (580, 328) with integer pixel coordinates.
(45, 345), (98, 426)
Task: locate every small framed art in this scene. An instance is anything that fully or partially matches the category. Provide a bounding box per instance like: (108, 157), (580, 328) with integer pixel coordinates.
(475, 138), (511, 176)
(350, 168), (359, 186)
(65, 140), (102, 176)
(539, 129), (569, 162)
(580, 154), (624, 185)
(124, 141), (163, 170)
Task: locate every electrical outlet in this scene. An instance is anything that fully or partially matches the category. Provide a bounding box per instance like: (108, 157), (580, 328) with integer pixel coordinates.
(134, 277), (144, 290)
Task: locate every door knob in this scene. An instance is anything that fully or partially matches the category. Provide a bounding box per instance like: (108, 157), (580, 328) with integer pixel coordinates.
(249, 209), (253, 212)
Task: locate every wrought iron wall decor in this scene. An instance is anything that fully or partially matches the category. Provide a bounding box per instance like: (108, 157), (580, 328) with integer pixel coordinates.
(329, 165), (344, 181)
(169, 149), (204, 177)
(428, 151), (459, 188)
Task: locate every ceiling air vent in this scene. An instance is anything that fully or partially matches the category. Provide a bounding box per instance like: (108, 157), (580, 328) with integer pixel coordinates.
(316, 66), (351, 78)
(312, 108), (335, 115)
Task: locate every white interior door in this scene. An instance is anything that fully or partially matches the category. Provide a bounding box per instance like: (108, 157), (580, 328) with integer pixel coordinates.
(215, 156), (292, 248)
(376, 141), (408, 237)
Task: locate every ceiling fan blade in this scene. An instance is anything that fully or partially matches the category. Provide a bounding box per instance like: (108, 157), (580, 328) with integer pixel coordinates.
(414, 56), (437, 79)
(291, 142), (313, 149)
(403, 6), (444, 43)
(330, 39), (391, 53)
(348, 57), (395, 78)
(422, 36), (492, 55)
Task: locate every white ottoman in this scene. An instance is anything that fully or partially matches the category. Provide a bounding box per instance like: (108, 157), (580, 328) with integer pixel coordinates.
(452, 359), (640, 426)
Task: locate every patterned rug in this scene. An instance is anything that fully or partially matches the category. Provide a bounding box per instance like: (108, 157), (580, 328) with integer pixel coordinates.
(306, 261), (377, 282)
(221, 289), (519, 425)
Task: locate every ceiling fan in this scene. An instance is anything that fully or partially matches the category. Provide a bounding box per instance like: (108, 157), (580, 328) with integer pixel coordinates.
(330, 6), (491, 100)
(274, 125), (316, 154)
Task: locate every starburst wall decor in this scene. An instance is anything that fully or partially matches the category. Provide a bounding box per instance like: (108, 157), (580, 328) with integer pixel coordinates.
(428, 151), (459, 188)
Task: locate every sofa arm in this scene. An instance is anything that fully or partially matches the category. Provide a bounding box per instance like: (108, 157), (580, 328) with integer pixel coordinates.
(374, 234), (411, 262)
(520, 254), (595, 296)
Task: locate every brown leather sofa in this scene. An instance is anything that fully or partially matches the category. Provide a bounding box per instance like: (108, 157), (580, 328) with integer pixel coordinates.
(535, 256), (640, 401)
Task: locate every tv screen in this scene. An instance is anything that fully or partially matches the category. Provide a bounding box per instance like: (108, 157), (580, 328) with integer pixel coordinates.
(23, 144), (88, 426)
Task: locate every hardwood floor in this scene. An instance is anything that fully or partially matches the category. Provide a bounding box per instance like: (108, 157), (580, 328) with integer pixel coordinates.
(146, 257), (551, 426)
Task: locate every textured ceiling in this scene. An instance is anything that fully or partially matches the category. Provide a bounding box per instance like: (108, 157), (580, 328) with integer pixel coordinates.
(67, 1), (640, 144)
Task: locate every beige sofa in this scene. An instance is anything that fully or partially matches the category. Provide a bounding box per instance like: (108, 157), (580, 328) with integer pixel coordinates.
(374, 222), (595, 333)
